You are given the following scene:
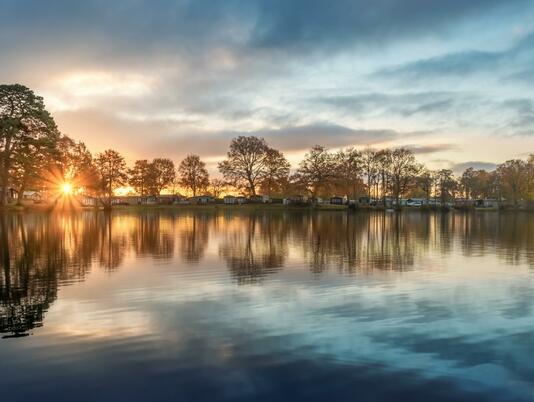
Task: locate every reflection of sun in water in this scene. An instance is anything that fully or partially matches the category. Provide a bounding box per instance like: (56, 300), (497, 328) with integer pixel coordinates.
(62, 182), (73, 195)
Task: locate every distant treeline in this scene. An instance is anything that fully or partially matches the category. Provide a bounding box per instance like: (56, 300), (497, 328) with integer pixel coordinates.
(1, 84), (533, 206)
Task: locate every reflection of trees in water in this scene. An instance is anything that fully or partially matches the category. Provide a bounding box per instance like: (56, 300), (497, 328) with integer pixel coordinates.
(98, 213), (128, 271)
(299, 213), (428, 273)
(219, 212), (289, 284)
(215, 211), (534, 281)
(0, 213), (99, 337)
(179, 213), (210, 263)
(454, 212), (534, 266)
(0, 211), (176, 336)
(2, 210), (534, 335)
(130, 212), (175, 261)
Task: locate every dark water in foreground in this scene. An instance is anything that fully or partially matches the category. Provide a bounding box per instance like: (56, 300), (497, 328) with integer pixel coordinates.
(1, 210), (534, 402)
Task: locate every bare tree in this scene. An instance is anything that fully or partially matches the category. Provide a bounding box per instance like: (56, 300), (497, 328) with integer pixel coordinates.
(335, 147), (364, 200)
(376, 149), (392, 206)
(294, 145), (336, 200)
(260, 148), (290, 197)
(417, 169), (435, 204)
(436, 169), (457, 205)
(151, 158), (176, 195)
(361, 148), (379, 200)
(129, 160), (153, 196)
(178, 154), (209, 197)
(388, 148), (420, 207)
(218, 136), (269, 196)
(209, 178), (227, 199)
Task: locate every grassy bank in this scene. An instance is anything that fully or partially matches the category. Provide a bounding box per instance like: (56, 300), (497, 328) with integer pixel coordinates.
(4, 202), (533, 213)
(1, 202), (349, 212)
(110, 203), (349, 212)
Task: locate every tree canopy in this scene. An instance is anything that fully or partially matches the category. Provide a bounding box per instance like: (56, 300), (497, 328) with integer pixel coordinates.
(178, 154), (209, 197)
(0, 84), (59, 205)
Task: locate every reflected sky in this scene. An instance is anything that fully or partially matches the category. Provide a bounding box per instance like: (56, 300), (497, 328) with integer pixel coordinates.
(1, 210), (534, 401)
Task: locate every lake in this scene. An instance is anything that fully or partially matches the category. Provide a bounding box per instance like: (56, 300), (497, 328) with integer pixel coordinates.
(1, 210), (534, 401)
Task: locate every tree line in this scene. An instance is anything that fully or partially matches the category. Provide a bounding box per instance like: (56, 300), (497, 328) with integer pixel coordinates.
(2, 84), (534, 206)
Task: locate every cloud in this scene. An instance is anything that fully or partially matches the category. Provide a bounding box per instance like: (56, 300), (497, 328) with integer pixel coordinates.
(2, 0), (534, 165)
(404, 144), (459, 155)
(502, 99), (534, 135)
(56, 108), (418, 164)
(376, 51), (501, 80)
(452, 161), (497, 174)
(248, 0), (528, 51)
(314, 92), (458, 118)
(373, 32), (534, 84)
(247, 124), (409, 151)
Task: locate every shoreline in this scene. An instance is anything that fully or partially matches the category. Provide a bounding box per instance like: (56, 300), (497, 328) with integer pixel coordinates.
(1, 203), (532, 213)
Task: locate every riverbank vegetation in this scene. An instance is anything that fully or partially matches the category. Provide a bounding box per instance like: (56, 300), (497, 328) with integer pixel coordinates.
(2, 84), (534, 210)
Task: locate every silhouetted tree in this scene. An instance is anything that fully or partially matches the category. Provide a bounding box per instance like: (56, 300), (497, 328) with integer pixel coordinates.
(376, 149), (392, 205)
(259, 148), (290, 197)
(218, 136), (270, 196)
(436, 169), (457, 204)
(94, 149), (127, 205)
(0, 84), (59, 205)
(129, 160), (153, 196)
(293, 145), (336, 200)
(54, 137), (99, 195)
(151, 158), (175, 195)
(388, 148), (421, 206)
(335, 147), (364, 200)
(362, 148), (379, 199)
(417, 169), (436, 204)
(178, 154), (209, 196)
(497, 159), (530, 206)
(209, 178), (227, 199)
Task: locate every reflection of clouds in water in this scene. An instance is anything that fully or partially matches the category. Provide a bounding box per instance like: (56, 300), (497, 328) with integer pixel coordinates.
(2, 211), (534, 400)
(3, 211), (534, 337)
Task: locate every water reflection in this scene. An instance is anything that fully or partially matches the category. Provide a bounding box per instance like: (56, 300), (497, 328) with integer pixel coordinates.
(1, 210), (534, 338)
(218, 213), (289, 284)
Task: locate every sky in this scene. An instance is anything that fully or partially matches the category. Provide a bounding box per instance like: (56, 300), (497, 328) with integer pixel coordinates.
(2, 0), (534, 174)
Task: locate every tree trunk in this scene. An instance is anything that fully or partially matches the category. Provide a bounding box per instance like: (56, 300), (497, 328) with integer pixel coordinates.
(17, 183), (26, 206)
(0, 214), (10, 292)
(1, 161), (9, 207)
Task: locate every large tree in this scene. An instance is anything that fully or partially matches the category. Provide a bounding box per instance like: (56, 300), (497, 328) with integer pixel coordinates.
(178, 154), (209, 196)
(388, 148), (421, 206)
(128, 160), (154, 196)
(11, 134), (58, 203)
(94, 149), (127, 205)
(436, 169), (457, 204)
(416, 169), (436, 204)
(218, 136), (270, 196)
(293, 145), (336, 199)
(259, 148), (290, 197)
(361, 148), (379, 199)
(375, 149), (392, 205)
(209, 178), (227, 199)
(0, 84), (59, 205)
(497, 159), (530, 206)
(54, 136), (99, 195)
(151, 158), (176, 195)
(334, 147), (364, 200)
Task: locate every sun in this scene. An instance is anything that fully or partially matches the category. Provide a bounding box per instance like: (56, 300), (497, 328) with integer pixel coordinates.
(61, 182), (73, 195)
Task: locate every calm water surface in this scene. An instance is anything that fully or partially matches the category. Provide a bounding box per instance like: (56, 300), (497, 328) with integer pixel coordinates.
(1, 210), (534, 401)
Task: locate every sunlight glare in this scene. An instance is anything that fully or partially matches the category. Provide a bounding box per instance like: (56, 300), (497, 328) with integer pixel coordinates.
(62, 182), (73, 195)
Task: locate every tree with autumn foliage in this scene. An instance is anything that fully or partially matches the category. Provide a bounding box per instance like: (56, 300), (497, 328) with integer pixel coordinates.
(94, 149), (128, 206)
(178, 154), (209, 197)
